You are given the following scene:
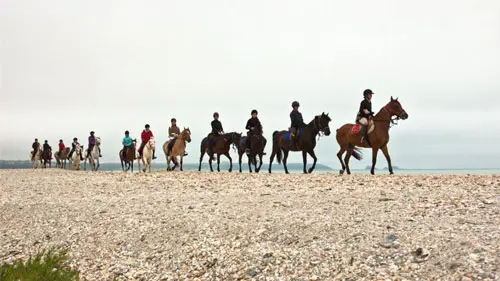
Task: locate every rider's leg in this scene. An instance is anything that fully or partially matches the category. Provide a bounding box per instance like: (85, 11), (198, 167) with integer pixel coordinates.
(359, 118), (368, 143)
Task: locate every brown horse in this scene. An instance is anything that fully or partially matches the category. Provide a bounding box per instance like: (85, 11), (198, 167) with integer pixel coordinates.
(120, 140), (137, 172)
(55, 148), (70, 169)
(163, 128), (192, 171)
(42, 148), (52, 168)
(336, 97), (409, 175)
(269, 113), (331, 174)
(238, 134), (267, 173)
(198, 132), (242, 172)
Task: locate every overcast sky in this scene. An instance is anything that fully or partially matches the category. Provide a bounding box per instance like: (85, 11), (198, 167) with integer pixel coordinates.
(1, 0), (499, 169)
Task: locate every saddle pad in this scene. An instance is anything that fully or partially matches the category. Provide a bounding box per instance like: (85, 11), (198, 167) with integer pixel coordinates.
(205, 136), (219, 145)
(284, 133), (291, 143)
(352, 124), (361, 135)
(242, 137), (247, 146)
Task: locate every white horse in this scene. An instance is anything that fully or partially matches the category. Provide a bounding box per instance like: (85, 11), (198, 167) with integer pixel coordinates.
(141, 137), (155, 173)
(70, 144), (82, 170)
(85, 137), (101, 171)
(30, 144), (42, 169)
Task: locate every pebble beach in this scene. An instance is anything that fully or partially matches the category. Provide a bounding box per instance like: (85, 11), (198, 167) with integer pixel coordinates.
(1, 169), (499, 280)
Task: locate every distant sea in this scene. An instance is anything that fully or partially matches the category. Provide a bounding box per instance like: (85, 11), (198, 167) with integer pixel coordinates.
(1, 161), (498, 175)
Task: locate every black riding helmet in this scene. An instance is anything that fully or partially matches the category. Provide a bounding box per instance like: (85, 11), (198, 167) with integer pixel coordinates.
(35, 138), (38, 141)
(73, 137), (78, 141)
(145, 124), (150, 128)
(213, 112), (219, 118)
(292, 101), (300, 108)
(44, 140), (48, 143)
(90, 131), (95, 134)
(251, 109), (258, 115)
(125, 130), (129, 135)
(171, 118), (176, 122)
(59, 139), (63, 142)
(363, 89), (374, 96)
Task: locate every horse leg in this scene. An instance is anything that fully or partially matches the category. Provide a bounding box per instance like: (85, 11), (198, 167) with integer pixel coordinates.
(238, 153), (243, 173)
(268, 151), (276, 174)
(209, 153), (214, 172)
(256, 154), (263, 173)
(283, 150), (290, 174)
(180, 156), (184, 171)
(307, 149), (318, 174)
(248, 154), (252, 173)
(344, 149), (353, 175)
(226, 153), (233, 172)
(371, 147), (379, 175)
(337, 147), (346, 175)
(217, 154), (221, 172)
(198, 151), (204, 171)
(302, 150), (308, 174)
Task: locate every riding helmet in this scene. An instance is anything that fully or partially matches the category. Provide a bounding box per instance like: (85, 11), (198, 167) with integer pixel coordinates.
(292, 101), (300, 108)
(145, 124), (150, 128)
(251, 109), (258, 115)
(59, 139), (63, 142)
(125, 130), (129, 134)
(213, 112), (219, 117)
(35, 138), (38, 141)
(90, 131), (95, 134)
(73, 137), (78, 141)
(44, 140), (48, 143)
(171, 118), (176, 122)
(363, 89), (374, 96)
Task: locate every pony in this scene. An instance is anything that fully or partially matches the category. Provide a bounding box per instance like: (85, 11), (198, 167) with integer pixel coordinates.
(42, 147), (52, 168)
(238, 134), (267, 173)
(70, 145), (83, 170)
(85, 137), (101, 171)
(269, 113), (331, 174)
(336, 96), (409, 175)
(30, 144), (42, 169)
(55, 147), (70, 169)
(141, 137), (155, 173)
(198, 132), (241, 172)
(163, 128), (192, 171)
(120, 139), (137, 172)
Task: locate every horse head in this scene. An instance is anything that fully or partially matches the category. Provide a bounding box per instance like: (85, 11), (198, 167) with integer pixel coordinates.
(314, 112), (332, 136)
(149, 136), (156, 150)
(182, 127), (192, 143)
(386, 97), (409, 120)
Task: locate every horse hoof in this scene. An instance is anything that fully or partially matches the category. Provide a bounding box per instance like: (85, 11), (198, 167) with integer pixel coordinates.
(308, 168), (314, 173)
(339, 170), (345, 175)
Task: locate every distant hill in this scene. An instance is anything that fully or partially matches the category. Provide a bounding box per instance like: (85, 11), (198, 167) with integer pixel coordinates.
(0, 160), (333, 171)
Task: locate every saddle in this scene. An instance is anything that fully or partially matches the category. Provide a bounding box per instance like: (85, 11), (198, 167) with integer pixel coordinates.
(284, 128), (302, 143)
(351, 120), (375, 135)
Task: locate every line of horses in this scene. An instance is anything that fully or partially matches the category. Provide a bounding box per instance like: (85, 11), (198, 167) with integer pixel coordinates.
(33, 97), (408, 175)
(31, 137), (102, 171)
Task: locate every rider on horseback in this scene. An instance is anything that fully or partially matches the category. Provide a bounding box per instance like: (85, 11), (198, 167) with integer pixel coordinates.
(31, 138), (39, 161)
(245, 109), (265, 154)
(290, 101), (305, 149)
(139, 124), (157, 159)
(207, 112), (224, 154)
(88, 131), (102, 158)
(357, 89), (375, 143)
(68, 138), (84, 161)
(167, 118), (188, 157)
(122, 131), (133, 159)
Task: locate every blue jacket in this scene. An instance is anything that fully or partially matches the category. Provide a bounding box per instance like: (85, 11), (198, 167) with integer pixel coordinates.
(122, 136), (133, 147)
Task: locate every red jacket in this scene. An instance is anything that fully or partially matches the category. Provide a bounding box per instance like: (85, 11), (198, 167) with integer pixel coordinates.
(59, 143), (65, 151)
(141, 130), (153, 142)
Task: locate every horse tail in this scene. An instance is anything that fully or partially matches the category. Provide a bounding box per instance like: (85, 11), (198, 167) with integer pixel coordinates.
(272, 131), (283, 164)
(349, 144), (363, 161)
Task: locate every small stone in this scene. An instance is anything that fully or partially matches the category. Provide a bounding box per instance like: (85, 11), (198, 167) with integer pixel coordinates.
(247, 268), (259, 277)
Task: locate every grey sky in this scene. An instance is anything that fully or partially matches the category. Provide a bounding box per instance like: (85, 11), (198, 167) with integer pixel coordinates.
(1, 0), (499, 169)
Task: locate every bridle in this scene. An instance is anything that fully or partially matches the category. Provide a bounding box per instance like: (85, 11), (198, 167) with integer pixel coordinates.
(313, 116), (330, 140)
(379, 104), (405, 128)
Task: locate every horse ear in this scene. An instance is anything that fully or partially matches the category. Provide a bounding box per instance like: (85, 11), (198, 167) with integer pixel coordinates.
(391, 96), (394, 101)
(396, 97), (399, 101)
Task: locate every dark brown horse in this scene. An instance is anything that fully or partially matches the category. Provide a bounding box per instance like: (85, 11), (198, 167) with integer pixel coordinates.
(198, 132), (242, 172)
(238, 134), (267, 173)
(269, 113), (331, 174)
(336, 97), (409, 175)
(120, 140), (137, 172)
(42, 148), (52, 168)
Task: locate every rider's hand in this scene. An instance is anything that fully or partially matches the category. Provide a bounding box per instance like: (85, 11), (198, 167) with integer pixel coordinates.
(251, 127), (254, 130)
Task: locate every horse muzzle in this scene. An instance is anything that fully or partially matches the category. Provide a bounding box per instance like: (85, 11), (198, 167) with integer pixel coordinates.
(323, 127), (331, 136)
(400, 111), (409, 120)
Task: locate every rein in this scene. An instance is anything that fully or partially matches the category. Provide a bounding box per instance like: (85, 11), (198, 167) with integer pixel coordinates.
(373, 105), (401, 128)
(312, 117), (329, 140)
